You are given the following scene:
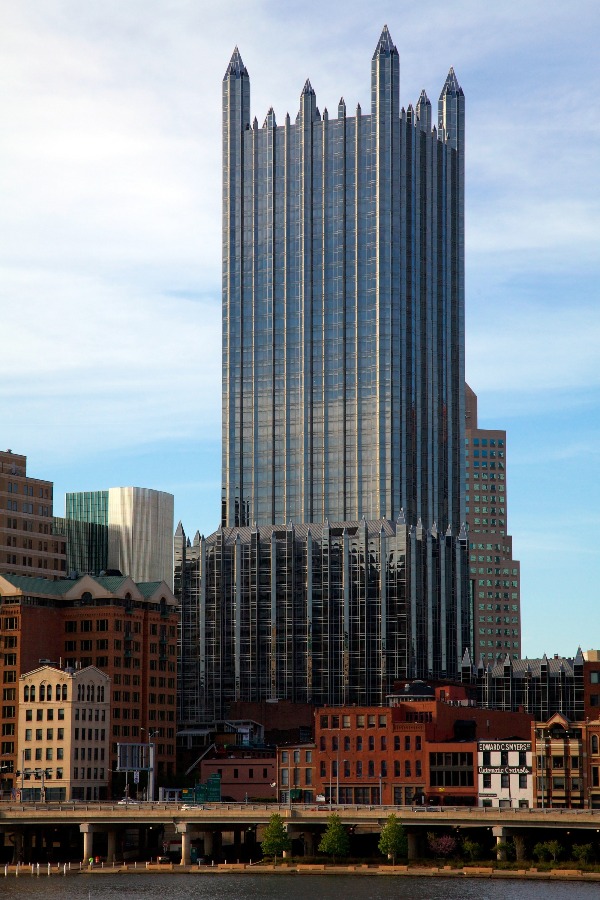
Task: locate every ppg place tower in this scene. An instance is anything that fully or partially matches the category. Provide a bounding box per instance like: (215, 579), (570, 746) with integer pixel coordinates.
(176, 26), (470, 723)
(222, 25), (465, 535)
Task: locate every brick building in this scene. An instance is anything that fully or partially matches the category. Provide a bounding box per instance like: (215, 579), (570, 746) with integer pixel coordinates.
(200, 745), (277, 802)
(312, 682), (532, 807)
(533, 712), (600, 809)
(0, 450), (65, 580)
(0, 573), (177, 793)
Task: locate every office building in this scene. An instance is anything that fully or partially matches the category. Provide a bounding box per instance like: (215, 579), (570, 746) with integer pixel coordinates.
(0, 573), (178, 792)
(222, 26), (465, 532)
(465, 385), (521, 660)
(176, 517), (468, 722)
(17, 664), (110, 802)
(0, 450), (66, 579)
(463, 648), (600, 722)
(176, 27), (471, 722)
(62, 487), (174, 588)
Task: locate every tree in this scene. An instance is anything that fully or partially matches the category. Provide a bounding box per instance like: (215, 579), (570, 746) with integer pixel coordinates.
(461, 838), (482, 862)
(261, 813), (291, 863)
(318, 814), (350, 863)
(378, 813), (407, 864)
(427, 832), (457, 860)
(533, 840), (563, 864)
(572, 843), (593, 865)
(545, 840), (563, 863)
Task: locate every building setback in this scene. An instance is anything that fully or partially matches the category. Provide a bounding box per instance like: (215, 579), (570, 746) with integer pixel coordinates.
(176, 518), (468, 723)
(465, 385), (521, 660)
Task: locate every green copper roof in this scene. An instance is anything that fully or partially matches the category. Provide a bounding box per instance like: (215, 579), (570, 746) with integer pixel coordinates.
(0, 574), (73, 596)
(137, 581), (163, 598)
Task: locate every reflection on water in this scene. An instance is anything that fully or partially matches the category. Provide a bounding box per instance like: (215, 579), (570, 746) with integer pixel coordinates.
(1, 874), (599, 900)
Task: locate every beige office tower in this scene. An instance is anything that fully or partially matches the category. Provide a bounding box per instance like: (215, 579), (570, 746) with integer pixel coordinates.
(64, 487), (174, 589)
(107, 488), (174, 589)
(465, 385), (521, 662)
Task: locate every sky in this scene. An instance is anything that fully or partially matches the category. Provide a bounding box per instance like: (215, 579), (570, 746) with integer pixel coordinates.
(1, 0), (599, 659)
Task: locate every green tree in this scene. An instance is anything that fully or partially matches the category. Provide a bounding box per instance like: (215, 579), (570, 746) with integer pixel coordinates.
(545, 840), (563, 863)
(533, 840), (562, 864)
(461, 838), (482, 862)
(572, 843), (593, 865)
(261, 813), (291, 863)
(378, 813), (407, 864)
(318, 814), (350, 863)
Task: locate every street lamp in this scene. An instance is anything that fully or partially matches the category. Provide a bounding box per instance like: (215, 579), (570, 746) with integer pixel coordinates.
(141, 728), (159, 801)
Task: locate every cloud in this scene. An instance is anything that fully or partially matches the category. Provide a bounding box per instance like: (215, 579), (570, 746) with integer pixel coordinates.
(0, 265), (221, 459)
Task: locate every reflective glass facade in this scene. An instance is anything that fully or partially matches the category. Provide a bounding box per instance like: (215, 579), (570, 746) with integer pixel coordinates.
(176, 517), (469, 723)
(222, 28), (465, 533)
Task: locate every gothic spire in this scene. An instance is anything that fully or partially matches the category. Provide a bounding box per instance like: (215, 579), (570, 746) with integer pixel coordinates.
(224, 46), (248, 80)
(372, 24), (397, 59)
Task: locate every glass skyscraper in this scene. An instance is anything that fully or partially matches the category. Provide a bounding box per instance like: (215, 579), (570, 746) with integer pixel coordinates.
(175, 28), (471, 724)
(222, 26), (465, 535)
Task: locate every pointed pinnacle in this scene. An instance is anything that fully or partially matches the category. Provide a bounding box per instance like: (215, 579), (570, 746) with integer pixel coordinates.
(440, 66), (463, 97)
(373, 24), (397, 59)
(224, 46), (248, 80)
(301, 78), (315, 96)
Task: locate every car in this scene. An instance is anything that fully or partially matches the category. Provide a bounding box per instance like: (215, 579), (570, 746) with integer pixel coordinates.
(157, 856), (171, 865)
(117, 798), (140, 805)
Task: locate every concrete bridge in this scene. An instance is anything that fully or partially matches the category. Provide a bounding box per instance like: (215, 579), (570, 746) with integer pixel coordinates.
(1, 802), (599, 864)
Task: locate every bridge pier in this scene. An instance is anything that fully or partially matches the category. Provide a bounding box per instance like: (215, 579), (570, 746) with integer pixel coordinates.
(201, 830), (213, 858)
(303, 831), (315, 856)
(492, 826), (507, 861)
(107, 829), (117, 864)
(80, 824), (94, 862)
(11, 828), (23, 864)
(176, 823), (191, 866)
(407, 831), (420, 861)
(512, 832), (526, 861)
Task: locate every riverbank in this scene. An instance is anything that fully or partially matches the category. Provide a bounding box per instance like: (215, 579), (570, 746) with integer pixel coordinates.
(4, 861), (600, 882)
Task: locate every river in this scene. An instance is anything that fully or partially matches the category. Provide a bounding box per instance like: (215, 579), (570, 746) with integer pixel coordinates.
(1, 874), (598, 899)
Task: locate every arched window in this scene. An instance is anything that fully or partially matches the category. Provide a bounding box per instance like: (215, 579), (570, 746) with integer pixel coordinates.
(77, 684), (82, 701)
(47, 684), (52, 701)
(90, 684), (95, 702)
(39, 684), (45, 702)
(86, 684), (91, 702)
(30, 685), (35, 702)
(62, 685), (68, 701)
(592, 735), (599, 755)
(24, 686), (29, 702)
(98, 686), (104, 702)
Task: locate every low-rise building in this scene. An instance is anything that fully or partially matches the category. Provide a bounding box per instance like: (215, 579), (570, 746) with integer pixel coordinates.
(200, 745), (276, 802)
(0, 573), (178, 791)
(533, 713), (600, 809)
(313, 682), (532, 807)
(477, 739), (533, 808)
(276, 743), (315, 804)
(17, 665), (110, 801)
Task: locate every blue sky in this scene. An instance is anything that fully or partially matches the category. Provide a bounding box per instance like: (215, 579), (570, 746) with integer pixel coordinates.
(1, 1), (599, 658)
